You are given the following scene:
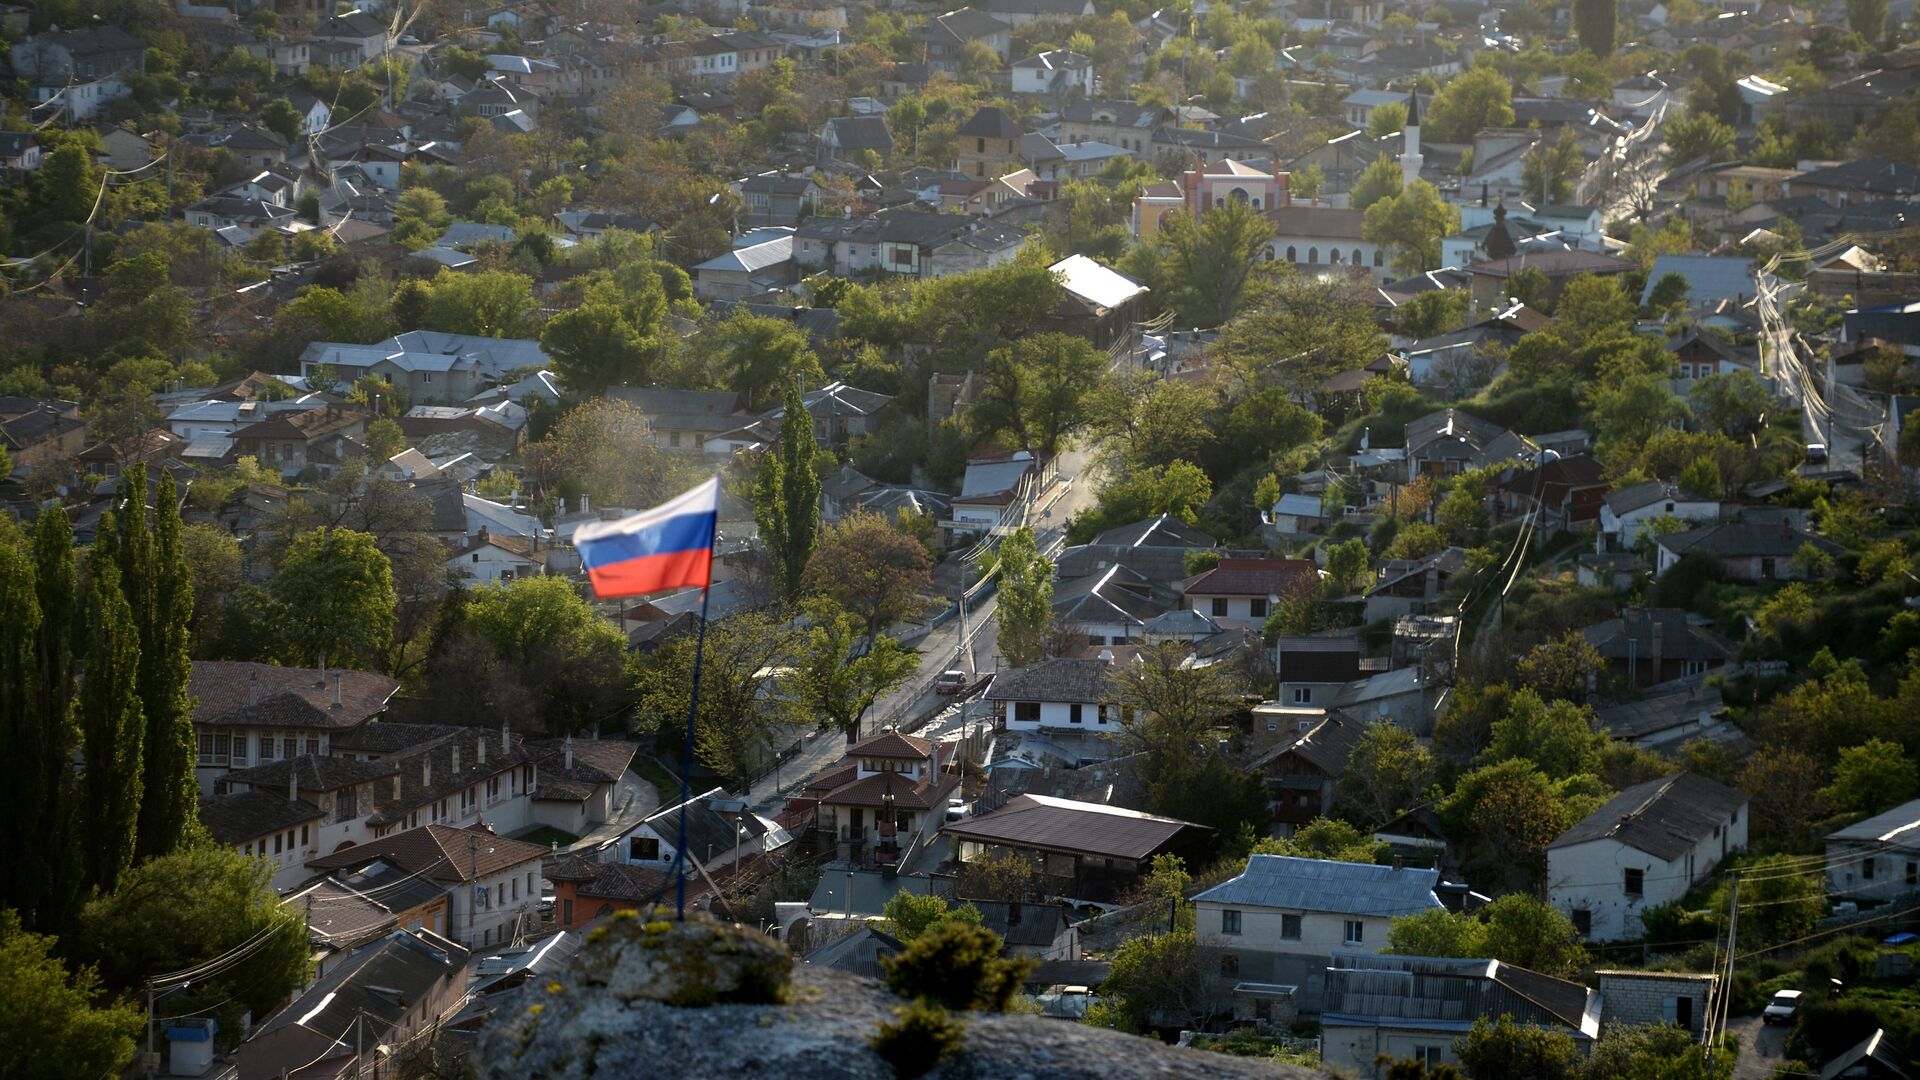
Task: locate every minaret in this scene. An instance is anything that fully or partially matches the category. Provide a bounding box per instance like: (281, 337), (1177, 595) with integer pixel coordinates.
(1400, 88), (1423, 187)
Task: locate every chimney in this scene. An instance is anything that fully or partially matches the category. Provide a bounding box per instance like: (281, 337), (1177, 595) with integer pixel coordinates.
(422, 756), (431, 789)
(1423, 564), (1439, 602)
(393, 772), (402, 801)
(249, 669), (259, 706)
(315, 652), (326, 688)
(452, 744), (461, 774)
(580, 493), (589, 514)
(564, 735), (574, 771)
(501, 719), (510, 756)
(1393, 854), (1405, 871)
(477, 735), (487, 766)
(845, 870), (855, 917)
(1781, 514), (1792, 538)
(290, 763), (300, 804)
(332, 671), (343, 710)
(1649, 619), (1664, 677)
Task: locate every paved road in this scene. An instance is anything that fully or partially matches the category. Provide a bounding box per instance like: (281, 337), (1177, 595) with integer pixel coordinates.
(744, 448), (1100, 815)
(1728, 1015), (1790, 1080)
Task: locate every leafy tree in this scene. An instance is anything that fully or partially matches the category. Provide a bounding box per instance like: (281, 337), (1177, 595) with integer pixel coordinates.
(363, 417), (406, 462)
(790, 603), (917, 746)
(1255, 817), (1391, 863)
(269, 528), (396, 669)
(1644, 271), (1690, 315)
(881, 891), (982, 942)
(1820, 738), (1919, 815)
(1351, 153), (1405, 212)
(1425, 67), (1516, 142)
(969, 333), (1107, 459)
(1688, 370), (1772, 439)
(1846, 0), (1888, 40)
(1591, 374), (1689, 453)
(1149, 751), (1270, 841)
(1664, 111), (1736, 166)
(629, 611), (795, 790)
(1324, 538), (1373, 595)
(1522, 128), (1582, 205)
(528, 399), (683, 510)
(79, 514), (144, 897)
(1514, 634), (1606, 702)
(1292, 163), (1325, 200)
(457, 577), (630, 735)
(1574, 0), (1618, 55)
(1443, 759), (1602, 892)
(1113, 640), (1247, 774)
(260, 97), (302, 144)
(1213, 275), (1390, 401)
(1157, 199), (1274, 326)
(422, 268), (540, 338)
(1369, 100), (1408, 138)
(16, 509), (80, 928)
(542, 304), (655, 395)
(0, 910), (142, 1078)
(1396, 289), (1469, 340)
(1737, 853), (1826, 948)
(803, 513), (934, 646)
(75, 846), (309, 1043)
(133, 472), (198, 861)
(36, 142), (102, 224)
(1096, 929), (1226, 1032)
(1453, 1014), (1580, 1080)
(1342, 721), (1437, 826)
(883, 921), (1030, 1011)
(996, 526), (1054, 668)
(756, 385), (823, 601)
(1554, 275), (1637, 342)
(1384, 521), (1449, 560)
(1362, 180), (1460, 277)
(1477, 894), (1587, 977)
(1580, 1024), (1733, 1080)
(1388, 907), (1487, 958)
(707, 311), (826, 413)
(1085, 377), (1216, 475)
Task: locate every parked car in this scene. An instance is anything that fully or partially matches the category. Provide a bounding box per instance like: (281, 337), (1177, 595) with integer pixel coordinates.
(946, 797), (969, 823)
(935, 670), (967, 695)
(1762, 989), (1802, 1025)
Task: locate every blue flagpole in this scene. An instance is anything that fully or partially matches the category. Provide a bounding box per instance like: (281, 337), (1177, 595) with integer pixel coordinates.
(676, 583), (712, 919)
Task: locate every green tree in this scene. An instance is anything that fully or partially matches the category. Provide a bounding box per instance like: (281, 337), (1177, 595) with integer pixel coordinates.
(36, 143), (102, 224)
(133, 472), (198, 861)
(1396, 289), (1469, 339)
(1324, 537), (1373, 595)
(528, 399), (680, 509)
(790, 602), (918, 746)
(803, 513), (934, 647)
(883, 921), (1030, 1011)
(1644, 271), (1691, 315)
(1255, 817), (1392, 863)
(1362, 180), (1460, 276)
(1592, 374), (1690, 453)
(1736, 853), (1826, 948)
(1425, 67), (1516, 142)
(1351, 153), (1405, 212)
(1665, 111), (1736, 166)
(260, 97), (302, 145)
(1095, 929), (1224, 1032)
(1454, 1014), (1580, 1080)
(363, 417), (406, 462)
(422, 268), (541, 338)
(458, 576), (630, 735)
(629, 611), (795, 790)
(0, 543), (48, 918)
(0, 910), (142, 1078)
(1819, 738), (1919, 815)
(1159, 198), (1275, 326)
(1342, 721), (1437, 826)
(20, 508), (80, 928)
(969, 334), (1108, 459)
(881, 891), (983, 942)
(1477, 894), (1588, 977)
(755, 384), (822, 601)
(542, 304), (655, 396)
(269, 528), (396, 668)
(1369, 100), (1408, 138)
(1522, 128), (1582, 205)
(708, 311), (826, 413)
(1213, 275), (1390, 401)
(1846, 0), (1888, 40)
(1515, 635), (1606, 703)
(996, 526), (1054, 668)
(1555, 275), (1637, 343)
(1574, 0), (1618, 55)
(78, 515), (144, 896)
(75, 847), (309, 1044)
(1388, 907), (1487, 957)
(1689, 370), (1773, 439)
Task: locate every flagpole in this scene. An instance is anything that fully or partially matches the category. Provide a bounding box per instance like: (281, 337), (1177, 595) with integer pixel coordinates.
(676, 583), (712, 920)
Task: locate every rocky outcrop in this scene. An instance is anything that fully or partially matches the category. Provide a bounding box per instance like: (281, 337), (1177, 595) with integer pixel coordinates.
(477, 910), (1321, 1079)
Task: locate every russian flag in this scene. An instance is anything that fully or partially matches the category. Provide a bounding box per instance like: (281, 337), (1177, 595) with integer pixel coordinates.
(574, 477), (720, 599)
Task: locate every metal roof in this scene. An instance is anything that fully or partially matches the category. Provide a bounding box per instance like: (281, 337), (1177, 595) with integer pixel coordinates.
(1193, 854), (1442, 916)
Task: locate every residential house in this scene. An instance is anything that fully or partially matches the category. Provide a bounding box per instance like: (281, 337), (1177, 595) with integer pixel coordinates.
(445, 531), (550, 582)
(0, 131), (41, 171)
(1321, 954), (1602, 1077)
(1059, 99), (1173, 157)
(183, 195), (298, 238)
(1667, 330), (1759, 385)
(943, 794), (1210, 901)
(1494, 454), (1610, 534)
(1151, 125), (1270, 167)
(1050, 564), (1171, 646)
(588, 788), (790, 907)
(1194, 854), (1444, 1008)
(1268, 206), (1387, 280)
(1466, 250), (1635, 311)
(793, 210), (1024, 279)
(1592, 682), (1731, 751)
(199, 789), (330, 891)
(1599, 481), (1719, 547)
(820, 115), (894, 162)
(798, 731), (961, 868)
(1, 401), (90, 472)
(305, 824), (548, 948)
(311, 10), (392, 67)
(969, 899), (1081, 959)
(949, 450), (1042, 536)
(203, 123), (291, 169)
(1654, 519), (1845, 580)
(1595, 969), (1719, 1037)
(1823, 797), (1920, 904)
(1582, 607), (1736, 690)
(1248, 712), (1363, 832)
(1011, 50), (1096, 96)
(1045, 253), (1149, 350)
(1811, 1029), (1914, 1080)
(911, 7), (1013, 71)
(954, 106), (1025, 179)
(286, 863), (453, 974)
(1274, 636), (1364, 708)
(14, 26), (146, 119)
(976, 0), (1095, 25)
(190, 662), (401, 794)
(542, 854), (672, 930)
(1642, 255), (1761, 308)
(230, 404), (368, 478)
(1404, 409), (1536, 482)
(693, 234), (797, 300)
(739, 171), (815, 227)
(606, 387), (748, 454)
(1547, 772), (1749, 941)
(301, 331), (548, 404)
(1183, 557), (1318, 630)
(1328, 666), (1448, 736)
(230, 928), (469, 1080)
(1403, 304), (1550, 394)
(987, 657), (1122, 733)
(96, 126), (156, 171)
(1788, 159), (1920, 208)
(1362, 548), (1469, 623)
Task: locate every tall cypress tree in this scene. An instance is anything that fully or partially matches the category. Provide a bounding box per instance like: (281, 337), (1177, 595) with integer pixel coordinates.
(31, 507), (81, 930)
(752, 385), (821, 601)
(135, 471), (200, 858)
(79, 512), (146, 896)
(1574, 0), (1617, 57)
(0, 543), (43, 917)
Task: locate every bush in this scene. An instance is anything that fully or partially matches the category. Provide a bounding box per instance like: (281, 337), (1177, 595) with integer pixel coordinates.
(882, 922), (1031, 1012)
(871, 999), (966, 1078)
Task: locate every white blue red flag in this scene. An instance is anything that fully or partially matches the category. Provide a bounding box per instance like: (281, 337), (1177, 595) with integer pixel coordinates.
(574, 477), (719, 599)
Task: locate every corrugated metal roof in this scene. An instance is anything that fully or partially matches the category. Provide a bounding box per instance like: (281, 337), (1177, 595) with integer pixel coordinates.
(1051, 254), (1147, 310)
(1194, 854), (1442, 916)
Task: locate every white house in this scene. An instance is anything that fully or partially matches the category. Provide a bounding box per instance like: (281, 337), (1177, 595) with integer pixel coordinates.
(1182, 557), (1319, 630)
(1269, 492), (1333, 537)
(985, 657), (1120, 733)
(1824, 797), (1920, 903)
(1547, 773), (1748, 942)
(1195, 854), (1443, 1010)
(445, 531), (549, 582)
(949, 451), (1041, 536)
(600, 787), (792, 878)
(1598, 481), (1719, 548)
(1010, 50), (1096, 96)
(305, 824), (547, 949)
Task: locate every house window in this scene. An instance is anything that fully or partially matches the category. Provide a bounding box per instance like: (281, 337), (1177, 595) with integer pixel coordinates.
(274, 833), (283, 854)
(1415, 1047), (1446, 1068)
(630, 836), (661, 861)
(1684, 660), (1708, 677)
(1353, 248), (1363, 265)
(1220, 953), (1239, 976)
(669, 431), (682, 448)
(1249, 598), (1268, 618)
(1292, 687), (1312, 704)
(1014, 702), (1041, 723)
(282, 737), (297, 759)
(1863, 857), (1875, 880)
(1221, 909), (1242, 934)
(976, 138), (985, 153)
(1254, 999), (1271, 1021)
(1211, 598), (1228, 617)
(1069, 703), (1083, 724)
(562, 898), (572, 923)
(1374, 250), (1384, 267)
(260, 735), (275, 760)
(1281, 914), (1302, 940)
(300, 825), (309, 846)
(1307, 247), (1318, 263)
(1343, 919), (1364, 945)
(1571, 908), (1592, 937)
(1286, 246), (1296, 261)
(1907, 861), (1917, 887)
(1624, 868), (1645, 896)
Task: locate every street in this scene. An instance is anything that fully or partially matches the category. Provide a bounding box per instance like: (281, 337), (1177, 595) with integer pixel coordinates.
(745, 446), (1100, 815)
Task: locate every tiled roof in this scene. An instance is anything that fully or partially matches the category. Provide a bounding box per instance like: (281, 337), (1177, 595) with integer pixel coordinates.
(576, 861), (673, 902)
(199, 790), (325, 845)
(848, 731), (933, 760)
(942, 794), (1205, 861)
(821, 767), (960, 811)
(190, 661), (400, 731)
(305, 823), (548, 882)
(985, 657), (1115, 703)
(526, 739), (638, 785)
(1182, 557), (1318, 598)
(223, 753), (399, 794)
(1581, 608), (1736, 663)
(366, 733), (542, 827)
(957, 106), (1023, 140)
(1091, 514), (1217, 549)
(1549, 773), (1747, 860)
(329, 721), (464, 756)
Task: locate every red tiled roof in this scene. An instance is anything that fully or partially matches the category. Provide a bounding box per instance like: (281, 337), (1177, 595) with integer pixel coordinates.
(1183, 558), (1318, 598)
(819, 768), (960, 811)
(848, 731), (933, 760)
(304, 823), (547, 883)
(191, 661), (400, 730)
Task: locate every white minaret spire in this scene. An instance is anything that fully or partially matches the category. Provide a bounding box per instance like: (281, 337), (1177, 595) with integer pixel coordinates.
(1400, 88), (1423, 187)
